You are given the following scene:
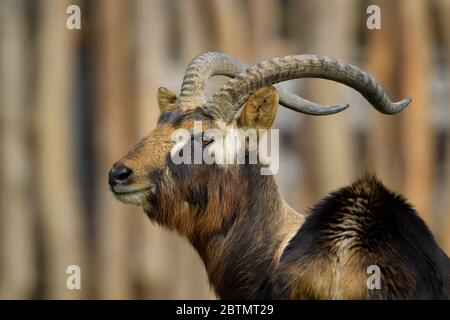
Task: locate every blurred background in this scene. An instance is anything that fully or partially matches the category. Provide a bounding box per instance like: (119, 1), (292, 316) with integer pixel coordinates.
(0, 0), (450, 299)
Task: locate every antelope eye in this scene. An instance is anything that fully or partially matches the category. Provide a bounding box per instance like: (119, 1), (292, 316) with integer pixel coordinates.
(201, 133), (214, 146)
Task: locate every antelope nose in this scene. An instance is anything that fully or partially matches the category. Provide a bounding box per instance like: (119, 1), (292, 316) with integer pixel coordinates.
(109, 165), (133, 186)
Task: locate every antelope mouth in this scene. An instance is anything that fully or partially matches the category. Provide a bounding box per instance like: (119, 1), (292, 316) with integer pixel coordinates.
(111, 187), (152, 195)
(111, 186), (153, 206)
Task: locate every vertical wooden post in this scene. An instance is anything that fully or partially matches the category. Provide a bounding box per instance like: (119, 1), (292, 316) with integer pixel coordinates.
(399, 0), (434, 225)
(211, 0), (251, 60)
(248, 0), (285, 59)
(365, 0), (403, 191)
(90, 0), (134, 299)
(35, 0), (86, 299)
(178, 0), (208, 62)
(436, 0), (450, 254)
(0, 0), (36, 299)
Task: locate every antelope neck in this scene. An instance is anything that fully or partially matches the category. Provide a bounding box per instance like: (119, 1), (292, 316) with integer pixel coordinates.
(188, 168), (304, 299)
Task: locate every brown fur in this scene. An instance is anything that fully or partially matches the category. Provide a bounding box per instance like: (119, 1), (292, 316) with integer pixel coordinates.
(110, 87), (450, 299)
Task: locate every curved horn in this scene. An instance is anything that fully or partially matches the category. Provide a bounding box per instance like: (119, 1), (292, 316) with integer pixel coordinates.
(177, 52), (348, 115)
(204, 54), (412, 121)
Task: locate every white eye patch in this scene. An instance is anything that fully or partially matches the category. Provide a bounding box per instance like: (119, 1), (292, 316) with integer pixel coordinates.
(169, 120), (279, 174)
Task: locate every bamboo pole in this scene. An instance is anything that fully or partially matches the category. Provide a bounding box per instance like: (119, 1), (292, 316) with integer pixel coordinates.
(210, 0), (251, 60)
(364, 0), (403, 191)
(178, 0), (208, 62)
(35, 0), (86, 299)
(399, 0), (434, 225)
(0, 0), (36, 299)
(436, 0), (450, 254)
(90, 0), (134, 299)
(247, 0), (285, 59)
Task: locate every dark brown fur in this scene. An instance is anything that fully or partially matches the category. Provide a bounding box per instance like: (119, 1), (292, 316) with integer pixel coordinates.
(110, 88), (450, 299)
(274, 175), (450, 299)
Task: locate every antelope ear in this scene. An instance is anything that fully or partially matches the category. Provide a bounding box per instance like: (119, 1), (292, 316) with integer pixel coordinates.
(237, 86), (279, 129)
(157, 87), (177, 113)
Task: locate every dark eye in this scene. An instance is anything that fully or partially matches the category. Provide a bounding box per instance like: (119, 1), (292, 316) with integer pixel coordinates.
(201, 133), (214, 146)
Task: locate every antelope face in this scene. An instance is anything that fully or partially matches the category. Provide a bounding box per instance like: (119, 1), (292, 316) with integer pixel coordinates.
(109, 85), (280, 218)
(108, 106), (216, 212)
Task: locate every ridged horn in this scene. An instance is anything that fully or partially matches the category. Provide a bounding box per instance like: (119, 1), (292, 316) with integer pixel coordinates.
(177, 52), (349, 115)
(204, 54), (411, 121)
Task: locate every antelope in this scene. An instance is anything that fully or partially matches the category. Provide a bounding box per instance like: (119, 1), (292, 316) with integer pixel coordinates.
(109, 52), (450, 299)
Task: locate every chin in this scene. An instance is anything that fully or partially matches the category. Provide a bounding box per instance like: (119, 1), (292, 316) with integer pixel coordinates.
(112, 189), (149, 206)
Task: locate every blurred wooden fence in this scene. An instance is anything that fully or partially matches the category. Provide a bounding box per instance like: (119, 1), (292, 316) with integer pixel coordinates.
(0, 0), (449, 299)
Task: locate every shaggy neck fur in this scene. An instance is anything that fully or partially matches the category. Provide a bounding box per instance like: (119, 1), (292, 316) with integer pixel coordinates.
(149, 162), (304, 299)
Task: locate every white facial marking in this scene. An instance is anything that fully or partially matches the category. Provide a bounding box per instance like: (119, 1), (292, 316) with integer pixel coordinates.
(168, 120), (280, 175)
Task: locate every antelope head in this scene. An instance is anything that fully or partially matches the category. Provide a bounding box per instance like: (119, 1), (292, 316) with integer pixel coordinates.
(108, 51), (411, 243)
